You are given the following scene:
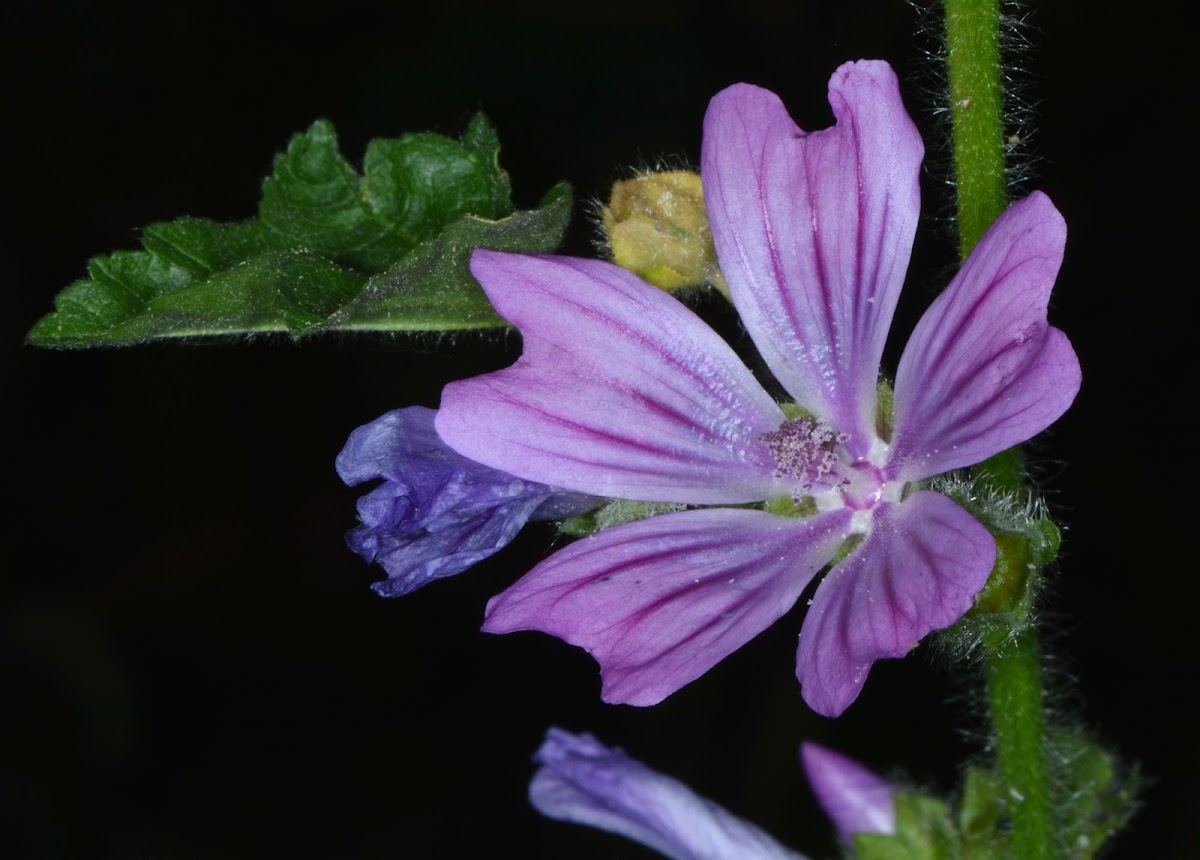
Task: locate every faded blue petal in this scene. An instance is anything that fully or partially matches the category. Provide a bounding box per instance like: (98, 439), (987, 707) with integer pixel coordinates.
(800, 742), (895, 842)
(531, 728), (807, 860)
(336, 407), (597, 597)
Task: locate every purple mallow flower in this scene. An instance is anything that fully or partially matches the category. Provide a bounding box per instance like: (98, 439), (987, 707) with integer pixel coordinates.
(800, 742), (896, 842)
(336, 406), (597, 597)
(436, 61), (1080, 715)
(531, 728), (806, 860)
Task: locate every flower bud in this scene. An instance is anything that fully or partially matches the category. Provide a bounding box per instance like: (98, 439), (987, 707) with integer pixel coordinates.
(800, 742), (896, 843)
(601, 170), (727, 294)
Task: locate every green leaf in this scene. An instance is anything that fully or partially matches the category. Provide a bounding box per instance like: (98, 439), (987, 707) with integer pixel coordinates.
(143, 254), (367, 337)
(1051, 731), (1139, 859)
(461, 112), (513, 216)
(958, 767), (1008, 860)
(314, 182), (570, 333)
(28, 116), (568, 347)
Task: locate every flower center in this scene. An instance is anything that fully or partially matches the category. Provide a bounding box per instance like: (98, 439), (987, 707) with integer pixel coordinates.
(839, 461), (887, 511)
(837, 451), (907, 531)
(760, 417), (849, 494)
(762, 417), (902, 532)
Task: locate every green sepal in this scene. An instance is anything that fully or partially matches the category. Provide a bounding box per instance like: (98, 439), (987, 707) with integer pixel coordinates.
(971, 531), (1036, 616)
(28, 117), (569, 347)
(1028, 518), (1061, 568)
(968, 515), (1061, 617)
(559, 497), (684, 539)
(876, 379), (895, 441)
(854, 794), (959, 860)
(762, 494), (817, 519)
(779, 401), (819, 422)
(930, 473), (1062, 620)
(973, 447), (1025, 494)
(829, 532), (865, 567)
(558, 510), (600, 538)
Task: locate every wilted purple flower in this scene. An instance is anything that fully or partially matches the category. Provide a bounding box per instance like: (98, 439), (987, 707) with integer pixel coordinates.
(800, 742), (895, 842)
(437, 61), (1080, 715)
(531, 727), (806, 860)
(336, 406), (597, 597)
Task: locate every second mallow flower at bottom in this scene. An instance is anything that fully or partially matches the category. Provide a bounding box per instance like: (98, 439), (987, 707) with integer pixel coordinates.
(529, 728), (897, 859)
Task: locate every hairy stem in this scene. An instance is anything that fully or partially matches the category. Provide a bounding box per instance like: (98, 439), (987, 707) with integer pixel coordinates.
(944, 0), (1007, 258)
(943, 2), (1058, 857)
(983, 625), (1057, 859)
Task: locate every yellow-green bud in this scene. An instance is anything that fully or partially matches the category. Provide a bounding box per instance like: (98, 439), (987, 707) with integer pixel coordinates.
(601, 170), (727, 296)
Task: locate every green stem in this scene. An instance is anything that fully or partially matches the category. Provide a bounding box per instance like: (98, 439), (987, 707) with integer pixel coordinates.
(943, 2), (1059, 857)
(944, 0), (1007, 258)
(983, 625), (1056, 859)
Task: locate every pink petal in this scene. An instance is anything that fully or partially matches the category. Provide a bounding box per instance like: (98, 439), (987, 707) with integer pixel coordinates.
(702, 62), (924, 459)
(437, 251), (785, 505)
(800, 742), (896, 840)
(889, 192), (1082, 481)
(796, 491), (995, 717)
(484, 507), (853, 706)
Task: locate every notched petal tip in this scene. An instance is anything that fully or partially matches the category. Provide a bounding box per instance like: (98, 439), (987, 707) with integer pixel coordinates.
(702, 60), (923, 456)
(831, 58), (899, 82)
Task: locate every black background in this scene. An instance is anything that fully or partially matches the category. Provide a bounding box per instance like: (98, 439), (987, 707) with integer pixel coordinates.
(3, 1), (1195, 857)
